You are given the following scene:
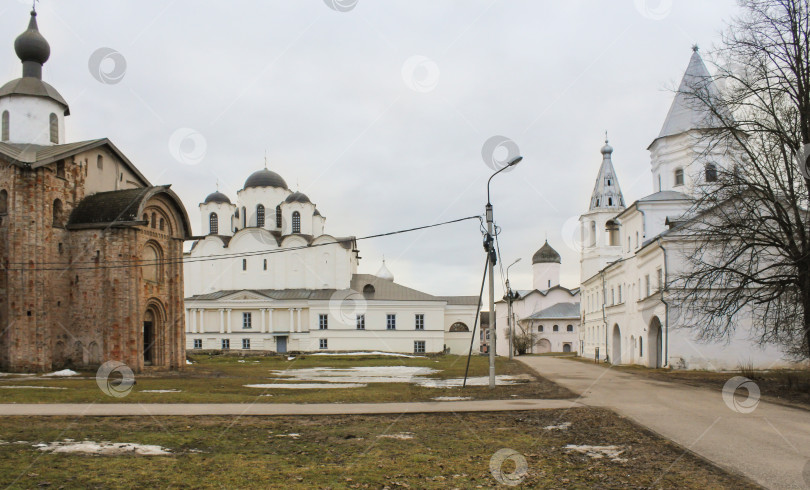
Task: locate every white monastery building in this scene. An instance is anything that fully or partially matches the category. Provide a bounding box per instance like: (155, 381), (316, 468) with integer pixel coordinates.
(184, 168), (478, 355)
(578, 48), (791, 370)
(493, 241), (580, 356)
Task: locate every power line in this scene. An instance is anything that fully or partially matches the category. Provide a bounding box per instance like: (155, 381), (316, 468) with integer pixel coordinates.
(4, 215), (483, 272)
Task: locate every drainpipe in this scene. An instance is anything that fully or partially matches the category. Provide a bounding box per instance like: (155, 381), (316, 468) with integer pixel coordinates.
(601, 269), (608, 363)
(657, 237), (669, 368)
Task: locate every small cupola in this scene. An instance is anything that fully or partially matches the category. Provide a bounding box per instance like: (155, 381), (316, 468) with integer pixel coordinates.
(376, 259), (394, 281)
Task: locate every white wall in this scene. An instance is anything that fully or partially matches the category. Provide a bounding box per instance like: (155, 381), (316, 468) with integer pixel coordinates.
(0, 94), (65, 145)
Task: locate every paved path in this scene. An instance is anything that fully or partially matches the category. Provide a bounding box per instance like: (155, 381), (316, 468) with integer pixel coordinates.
(519, 356), (810, 490)
(0, 398), (580, 416)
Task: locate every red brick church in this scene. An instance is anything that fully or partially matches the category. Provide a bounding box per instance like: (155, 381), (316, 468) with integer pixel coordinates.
(0, 9), (190, 372)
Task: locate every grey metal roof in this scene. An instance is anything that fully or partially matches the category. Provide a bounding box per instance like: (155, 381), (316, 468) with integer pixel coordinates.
(243, 169), (288, 190)
(637, 190), (691, 202)
(67, 185), (191, 236)
(532, 240), (561, 264)
(203, 191), (231, 204)
(0, 77), (68, 114)
(187, 274), (479, 304)
(285, 191), (311, 204)
(0, 138), (151, 187)
(524, 302), (580, 320)
(651, 48), (725, 146)
(588, 139), (625, 211)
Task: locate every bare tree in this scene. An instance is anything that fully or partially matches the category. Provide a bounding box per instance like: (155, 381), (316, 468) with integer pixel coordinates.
(671, 0), (810, 359)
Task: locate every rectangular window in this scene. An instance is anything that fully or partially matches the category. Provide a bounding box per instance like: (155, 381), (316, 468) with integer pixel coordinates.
(657, 268), (663, 292)
(242, 259), (247, 271)
(222, 339), (230, 350)
(242, 312), (252, 329)
(414, 340), (426, 354)
(319, 314), (328, 330)
(242, 338), (250, 350)
(356, 314), (365, 330)
(618, 285), (623, 303)
(193, 339), (202, 349)
(415, 314), (424, 330)
(386, 314), (396, 330)
(263, 259), (267, 271)
(319, 338), (328, 350)
(611, 288), (615, 305)
(645, 275), (651, 298)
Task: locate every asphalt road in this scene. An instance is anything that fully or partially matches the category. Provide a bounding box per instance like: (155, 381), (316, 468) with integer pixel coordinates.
(519, 355), (810, 490)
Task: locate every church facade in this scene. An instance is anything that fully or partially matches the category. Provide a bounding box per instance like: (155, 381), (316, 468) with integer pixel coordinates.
(578, 48), (790, 370)
(184, 170), (478, 355)
(493, 241), (580, 356)
(0, 10), (191, 373)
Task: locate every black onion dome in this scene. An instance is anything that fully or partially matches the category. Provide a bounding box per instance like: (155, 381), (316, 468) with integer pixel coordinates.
(244, 169), (288, 190)
(15, 11), (50, 66)
(285, 191), (311, 204)
(204, 191), (231, 204)
(532, 240), (561, 264)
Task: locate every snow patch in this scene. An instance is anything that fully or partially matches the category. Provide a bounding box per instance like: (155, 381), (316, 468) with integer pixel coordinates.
(544, 422), (572, 430)
(269, 366), (439, 384)
(377, 432), (415, 440)
(415, 375), (522, 388)
(275, 433), (301, 439)
(186, 360), (193, 365)
(244, 383), (367, 389)
(0, 385), (67, 390)
(565, 444), (626, 462)
(432, 396), (473, 401)
(140, 389), (182, 393)
(36, 440), (171, 456)
(43, 369), (79, 377)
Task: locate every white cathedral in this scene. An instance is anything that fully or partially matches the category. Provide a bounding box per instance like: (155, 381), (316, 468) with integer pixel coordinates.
(183, 168), (478, 355)
(577, 47), (791, 370)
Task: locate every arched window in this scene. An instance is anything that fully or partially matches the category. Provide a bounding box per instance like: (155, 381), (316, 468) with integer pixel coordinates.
(1, 111), (9, 141)
(49, 113), (58, 143)
(363, 284), (376, 299)
(209, 212), (218, 234)
(142, 242), (161, 283)
(292, 211), (301, 233)
(553, 325), (559, 332)
(256, 204), (265, 228)
(589, 221), (596, 247)
(567, 324), (574, 332)
(151, 212), (156, 228)
(159, 218), (165, 231)
(449, 322), (469, 332)
(705, 163), (718, 182)
(241, 207), (246, 228)
(674, 168), (684, 186)
(52, 199), (63, 227)
(0, 189), (7, 215)
(276, 205), (282, 228)
(56, 161), (65, 179)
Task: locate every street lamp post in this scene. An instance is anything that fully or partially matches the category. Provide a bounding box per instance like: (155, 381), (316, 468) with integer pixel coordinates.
(505, 258), (521, 360)
(486, 156), (523, 389)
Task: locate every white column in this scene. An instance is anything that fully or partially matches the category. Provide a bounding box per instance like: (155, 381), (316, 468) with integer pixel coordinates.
(219, 309), (225, 334)
(185, 309), (190, 333)
(260, 309), (266, 333)
(199, 309), (205, 333)
(289, 308), (295, 333)
(227, 309), (233, 333)
(297, 308), (302, 333)
(189, 309), (195, 333)
(268, 308), (274, 333)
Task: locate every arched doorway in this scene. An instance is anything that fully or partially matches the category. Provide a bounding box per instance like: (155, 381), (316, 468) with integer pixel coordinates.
(649, 316), (663, 368)
(536, 338), (551, 353)
(562, 343), (572, 353)
(611, 324), (622, 364)
(143, 309), (156, 366)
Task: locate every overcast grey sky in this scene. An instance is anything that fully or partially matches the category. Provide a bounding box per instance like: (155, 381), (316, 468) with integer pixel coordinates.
(0, 0), (739, 297)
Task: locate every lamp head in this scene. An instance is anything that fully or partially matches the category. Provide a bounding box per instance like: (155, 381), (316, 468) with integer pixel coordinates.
(507, 156), (523, 167)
